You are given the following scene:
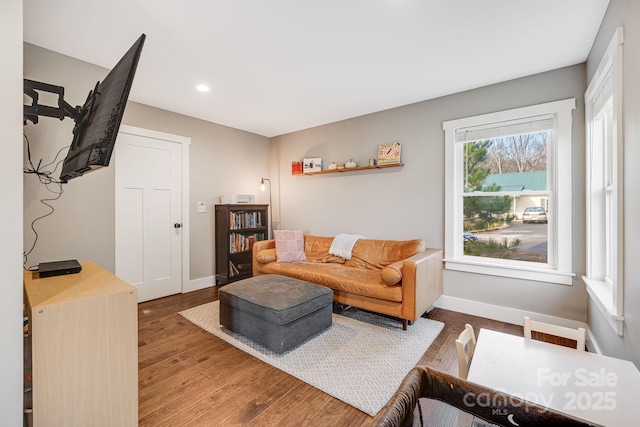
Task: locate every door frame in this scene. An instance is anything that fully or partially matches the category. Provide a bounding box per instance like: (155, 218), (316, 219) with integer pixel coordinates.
(116, 124), (191, 292)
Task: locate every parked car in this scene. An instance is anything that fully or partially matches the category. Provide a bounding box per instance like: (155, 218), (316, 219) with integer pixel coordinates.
(463, 232), (478, 242)
(522, 207), (548, 224)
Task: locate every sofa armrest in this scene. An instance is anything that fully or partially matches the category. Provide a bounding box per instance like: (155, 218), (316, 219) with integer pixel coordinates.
(252, 239), (276, 276)
(400, 248), (443, 321)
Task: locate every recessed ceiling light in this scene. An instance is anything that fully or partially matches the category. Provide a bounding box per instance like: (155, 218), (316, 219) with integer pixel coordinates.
(196, 84), (210, 93)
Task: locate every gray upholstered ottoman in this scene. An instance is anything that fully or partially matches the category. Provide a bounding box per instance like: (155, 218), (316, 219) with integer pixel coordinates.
(219, 274), (333, 353)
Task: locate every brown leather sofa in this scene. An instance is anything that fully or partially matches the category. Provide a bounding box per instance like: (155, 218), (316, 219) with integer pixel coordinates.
(252, 235), (443, 329)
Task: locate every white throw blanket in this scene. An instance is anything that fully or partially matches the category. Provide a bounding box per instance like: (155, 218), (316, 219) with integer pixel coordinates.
(329, 233), (365, 260)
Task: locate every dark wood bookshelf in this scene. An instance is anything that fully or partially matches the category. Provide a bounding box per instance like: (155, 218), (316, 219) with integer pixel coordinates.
(215, 204), (268, 285)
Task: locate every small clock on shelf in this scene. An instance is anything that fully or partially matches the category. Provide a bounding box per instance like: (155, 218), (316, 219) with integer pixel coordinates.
(378, 141), (402, 165)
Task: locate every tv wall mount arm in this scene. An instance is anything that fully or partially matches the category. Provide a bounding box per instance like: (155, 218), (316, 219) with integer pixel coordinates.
(23, 79), (83, 125)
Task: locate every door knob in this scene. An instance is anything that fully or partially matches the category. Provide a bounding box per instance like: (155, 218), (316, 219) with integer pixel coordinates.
(174, 223), (182, 229)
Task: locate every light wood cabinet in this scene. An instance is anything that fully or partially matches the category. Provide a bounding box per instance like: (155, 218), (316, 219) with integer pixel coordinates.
(23, 262), (138, 426)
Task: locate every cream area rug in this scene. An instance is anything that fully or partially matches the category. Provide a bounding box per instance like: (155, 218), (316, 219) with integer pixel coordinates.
(179, 301), (444, 417)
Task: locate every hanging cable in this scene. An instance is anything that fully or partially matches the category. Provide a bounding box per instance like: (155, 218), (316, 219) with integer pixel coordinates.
(22, 130), (69, 270)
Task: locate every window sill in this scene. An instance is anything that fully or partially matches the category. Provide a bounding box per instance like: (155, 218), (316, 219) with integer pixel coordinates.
(445, 258), (574, 285)
(583, 276), (624, 336)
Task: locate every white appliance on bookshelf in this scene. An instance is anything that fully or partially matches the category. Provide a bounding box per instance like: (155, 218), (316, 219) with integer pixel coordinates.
(220, 194), (255, 204)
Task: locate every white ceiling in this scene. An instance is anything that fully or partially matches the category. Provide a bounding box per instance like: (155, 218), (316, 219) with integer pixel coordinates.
(23, 0), (610, 137)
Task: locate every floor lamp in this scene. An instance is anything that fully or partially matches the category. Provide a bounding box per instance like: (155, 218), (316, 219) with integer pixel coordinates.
(260, 177), (273, 239)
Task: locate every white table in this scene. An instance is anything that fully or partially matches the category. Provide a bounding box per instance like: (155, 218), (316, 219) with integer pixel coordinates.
(467, 328), (640, 426)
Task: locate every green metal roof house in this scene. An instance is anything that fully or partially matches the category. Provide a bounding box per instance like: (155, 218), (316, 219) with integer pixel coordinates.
(482, 171), (548, 218)
(482, 171), (547, 192)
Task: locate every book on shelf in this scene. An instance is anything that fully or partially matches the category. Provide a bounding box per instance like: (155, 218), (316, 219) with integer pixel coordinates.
(229, 232), (265, 254)
(229, 210), (263, 230)
(229, 261), (240, 276)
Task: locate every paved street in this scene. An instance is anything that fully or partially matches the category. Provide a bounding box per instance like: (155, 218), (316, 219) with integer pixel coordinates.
(474, 221), (548, 253)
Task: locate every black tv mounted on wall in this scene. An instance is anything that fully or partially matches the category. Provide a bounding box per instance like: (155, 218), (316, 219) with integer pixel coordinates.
(23, 33), (146, 183)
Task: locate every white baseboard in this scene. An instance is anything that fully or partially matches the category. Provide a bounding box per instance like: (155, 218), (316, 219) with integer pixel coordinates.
(183, 275), (215, 293)
(435, 294), (594, 337)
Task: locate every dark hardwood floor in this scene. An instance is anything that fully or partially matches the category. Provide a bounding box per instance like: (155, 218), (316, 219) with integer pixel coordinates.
(137, 287), (565, 426)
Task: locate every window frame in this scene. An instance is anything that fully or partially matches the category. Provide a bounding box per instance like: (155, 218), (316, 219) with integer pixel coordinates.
(583, 27), (624, 336)
(443, 99), (576, 285)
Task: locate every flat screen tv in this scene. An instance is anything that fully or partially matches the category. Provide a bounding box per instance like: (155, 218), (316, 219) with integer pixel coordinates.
(23, 34), (146, 183)
(60, 34), (146, 182)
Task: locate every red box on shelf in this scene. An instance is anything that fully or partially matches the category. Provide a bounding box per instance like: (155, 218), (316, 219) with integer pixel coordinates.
(291, 161), (303, 174)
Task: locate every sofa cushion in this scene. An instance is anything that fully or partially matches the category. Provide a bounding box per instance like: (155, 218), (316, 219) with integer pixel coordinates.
(274, 229), (306, 262)
(381, 260), (403, 285)
(345, 239), (426, 270)
(256, 248), (277, 263)
(302, 235), (345, 264)
(259, 261), (403, 302)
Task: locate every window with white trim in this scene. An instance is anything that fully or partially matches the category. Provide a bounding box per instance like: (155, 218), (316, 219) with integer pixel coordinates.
(584, 27), (624, 335)
(443, 99), (575, 285)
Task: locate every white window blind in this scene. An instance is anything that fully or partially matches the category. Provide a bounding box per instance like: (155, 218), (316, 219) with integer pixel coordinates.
(454, 113), (555, 143)
(591, 67), (614, 116)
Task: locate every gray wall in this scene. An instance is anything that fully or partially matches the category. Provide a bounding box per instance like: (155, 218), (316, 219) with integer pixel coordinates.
(23, 43), (271, 281)
(585, 0), (640, 365)
(1, 0), (25, 422)
(271, 64), (588, 322)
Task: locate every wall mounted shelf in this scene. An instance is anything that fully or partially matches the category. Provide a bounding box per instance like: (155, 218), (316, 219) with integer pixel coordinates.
(294, 163), (403, 176)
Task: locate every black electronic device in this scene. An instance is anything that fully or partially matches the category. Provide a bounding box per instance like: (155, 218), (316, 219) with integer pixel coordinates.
(23, 34), (146, 183)
(37, 259), (82, 278)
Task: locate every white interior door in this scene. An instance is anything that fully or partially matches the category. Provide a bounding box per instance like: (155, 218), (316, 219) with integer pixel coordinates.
(115, 127), (185, 302)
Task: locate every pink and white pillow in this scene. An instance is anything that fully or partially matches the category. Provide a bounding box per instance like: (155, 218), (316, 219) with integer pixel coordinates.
(274, 229), (306, 262)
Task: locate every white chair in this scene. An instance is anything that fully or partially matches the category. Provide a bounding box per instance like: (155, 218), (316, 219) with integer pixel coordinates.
(523, 316), (586, 351)
(455, 324), (476, 380)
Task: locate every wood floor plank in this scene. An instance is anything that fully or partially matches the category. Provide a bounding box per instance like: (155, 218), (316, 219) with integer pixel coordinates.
(138, 330), (249, 418)
(213, 367), (299, 426)
(138, 338), (229, 391)
(139, 351), (262, 425)
(138, 324), (213, 369)
(247, 381), (310, 426)
(139, 372), (214, 420)
(179, 363), (280, 427)
(138, 315), (207, 349)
